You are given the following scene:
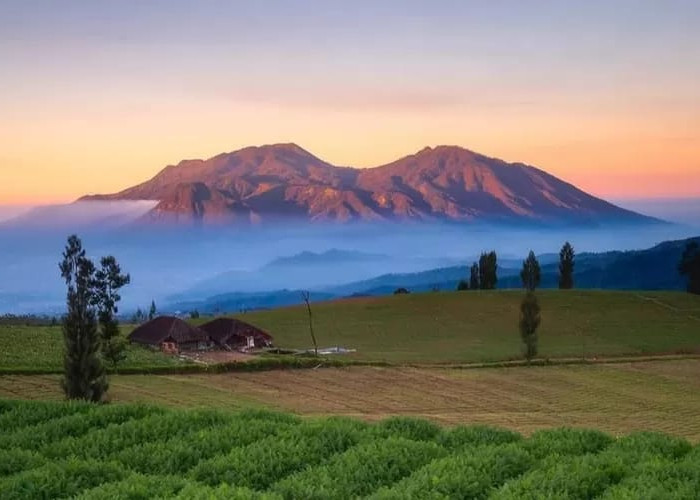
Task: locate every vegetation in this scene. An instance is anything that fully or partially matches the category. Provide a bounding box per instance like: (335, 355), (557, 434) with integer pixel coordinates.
(59, 236), (108, 402)
(0, 400), (697, 499)
(519, 292), (541, 361)
(148, 300), (157, 321)
(479, 251), (498, 289)
(4, 359), (700, 442)
(559, 241), (575, 289)
(470, 262), (480, 289)
(93, 256), (130, 369)
(520, 251), (541, 291)
(679, 241), (700, 294)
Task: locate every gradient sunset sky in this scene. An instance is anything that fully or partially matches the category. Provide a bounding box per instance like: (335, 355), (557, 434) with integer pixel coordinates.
(1, 0), (699, 204)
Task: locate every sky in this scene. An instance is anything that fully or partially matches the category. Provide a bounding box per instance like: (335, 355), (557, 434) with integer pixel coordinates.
(1, 0), (699, 204)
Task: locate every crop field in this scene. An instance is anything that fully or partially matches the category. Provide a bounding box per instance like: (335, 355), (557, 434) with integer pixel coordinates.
(0, 399), (698, 499)
(0, 325), (185, 373)
(1, 291), (699, 372)
(234, 290), (700, 363)
(2, 359), (700, 442)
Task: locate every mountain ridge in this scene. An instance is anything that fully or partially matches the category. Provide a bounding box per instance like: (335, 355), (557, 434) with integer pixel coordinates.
(81, 143), (658, 225)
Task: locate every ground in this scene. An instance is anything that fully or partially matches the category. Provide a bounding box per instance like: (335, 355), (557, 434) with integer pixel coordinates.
(3, 358), (700, 442)
(229, 290), (700, 363)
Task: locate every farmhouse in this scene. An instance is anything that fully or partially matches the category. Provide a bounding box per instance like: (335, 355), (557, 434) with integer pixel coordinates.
(128, 316), (213, 353)
(200, 317), (274, 350)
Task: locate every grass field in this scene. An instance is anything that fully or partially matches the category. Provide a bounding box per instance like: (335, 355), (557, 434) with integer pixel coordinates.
(1, 291), (698, 372)
(233, 290), (700, 363)
(3, 359), (700, 442)
(0, 325), (186, 373)
(0, 399), (698, 499)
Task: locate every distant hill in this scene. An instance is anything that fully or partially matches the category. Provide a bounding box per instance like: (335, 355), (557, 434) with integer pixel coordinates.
(166, 236), (699, 313)
(81, 143), (658, 226)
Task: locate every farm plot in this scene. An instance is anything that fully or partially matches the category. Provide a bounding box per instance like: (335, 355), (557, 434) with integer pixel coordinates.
(2, 359), (700, 441)
(0, 400), (699, 499)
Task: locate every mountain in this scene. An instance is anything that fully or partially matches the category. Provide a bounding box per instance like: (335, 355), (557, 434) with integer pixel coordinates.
(165, 237), (699, 313)
(81, 143), (657, 225)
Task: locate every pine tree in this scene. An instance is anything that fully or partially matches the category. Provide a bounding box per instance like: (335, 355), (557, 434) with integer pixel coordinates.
(520, 250), (541, 291)
(559, 242), (575, 289)
(469, 262), (480, 290)
(93, 256), (130, 369)
(478, 251), (498, 289)
(59, 235), (107, 402)
(148, 300), (157, 320)
(519, 291), (541, 362)
(457, 279), (469, 291)
(679, 241), (700, 295)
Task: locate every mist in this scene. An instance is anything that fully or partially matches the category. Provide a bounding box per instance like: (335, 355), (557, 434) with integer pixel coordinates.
(1, 200), (698, 315)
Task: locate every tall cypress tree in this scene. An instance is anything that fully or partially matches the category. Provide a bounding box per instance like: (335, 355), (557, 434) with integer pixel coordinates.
(519, 291), (541, 362)
(93, 256), (130, 369)
(469, 262), (480, 290)
(479, 251), (498, 289)
(59, 235), (107, 402)
(520, 250), (541, 291)
(679, 241), (700, 295)
(558, 242), (575, 289)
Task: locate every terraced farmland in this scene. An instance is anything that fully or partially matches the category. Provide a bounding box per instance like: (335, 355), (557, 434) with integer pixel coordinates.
(0, 400), (698, 499)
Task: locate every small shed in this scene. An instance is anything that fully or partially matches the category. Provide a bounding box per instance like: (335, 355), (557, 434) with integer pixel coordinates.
(199, 317), (274, 351)
(128, 316), (213, 353)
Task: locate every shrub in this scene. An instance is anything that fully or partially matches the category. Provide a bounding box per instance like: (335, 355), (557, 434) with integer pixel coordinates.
(0, 448), (45, 477)
(75, 473), (188, 500)
(190, 419), (366, 490)
(438, 425), (522, 450)
(492, 452), (629, 499)
(524, 428), (613, 458)
(0, 458), (127, 500)
(372, 443), (533, 499)
(371, 416), (443, 442)
(273, 437), (446, 499)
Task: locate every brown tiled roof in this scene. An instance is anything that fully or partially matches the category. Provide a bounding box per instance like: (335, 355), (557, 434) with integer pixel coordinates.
(199, 317), (273, 345)
(128, 316), (210, 345)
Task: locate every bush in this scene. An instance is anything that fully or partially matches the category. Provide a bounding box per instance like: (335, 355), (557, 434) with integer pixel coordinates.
(0, 458), (127, 500)
(372, 443), (533, 499)
(371, 416), (443, 442)
(75, 473), (188, 500)
(524, 428), (613, 458)
(273, 437), (446, 499)
(438, 425), (522, 450)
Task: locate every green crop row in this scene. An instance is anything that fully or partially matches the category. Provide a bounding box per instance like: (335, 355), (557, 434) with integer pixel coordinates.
(0, 399), (698, 499)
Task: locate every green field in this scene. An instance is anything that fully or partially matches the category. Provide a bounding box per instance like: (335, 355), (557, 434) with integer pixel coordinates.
(0, 325), (185, 373)
(1, 290), (699, 373)
(234, 290), (700, 363)
(0, 399), (698, 499)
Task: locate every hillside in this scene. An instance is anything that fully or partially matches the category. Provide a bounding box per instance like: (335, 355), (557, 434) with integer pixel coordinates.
(232, 290), (700, 363)
(81, 143), (655, 225)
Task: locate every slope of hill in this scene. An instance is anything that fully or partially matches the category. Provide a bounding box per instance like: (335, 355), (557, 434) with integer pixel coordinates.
(166, 236), (699, 312)
(81, 143), (656, 225)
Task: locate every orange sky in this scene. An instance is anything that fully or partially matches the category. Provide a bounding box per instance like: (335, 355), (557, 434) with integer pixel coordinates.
(1, 1), (699, 205)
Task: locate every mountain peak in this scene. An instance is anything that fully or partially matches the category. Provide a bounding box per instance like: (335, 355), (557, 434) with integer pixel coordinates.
(80, 144), (657, 226)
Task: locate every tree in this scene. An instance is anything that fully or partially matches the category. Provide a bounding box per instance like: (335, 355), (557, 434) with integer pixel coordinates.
(478, 251), (498, 289)
(520, 251), (541, 291)
(59, 235), (107, 402)
(519, 291), (541, 362)
(132, 308), (145, 324)
(559, 242), (575, 289)
(469, 262), (480, 290)
(679, 241), (700, 295)
(92, 256), (130, 369)
(300, 291), (318, 356)
(393, 287), (410, 294)
(457, 280), (469, 291)
(148, 300), (157, 321)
